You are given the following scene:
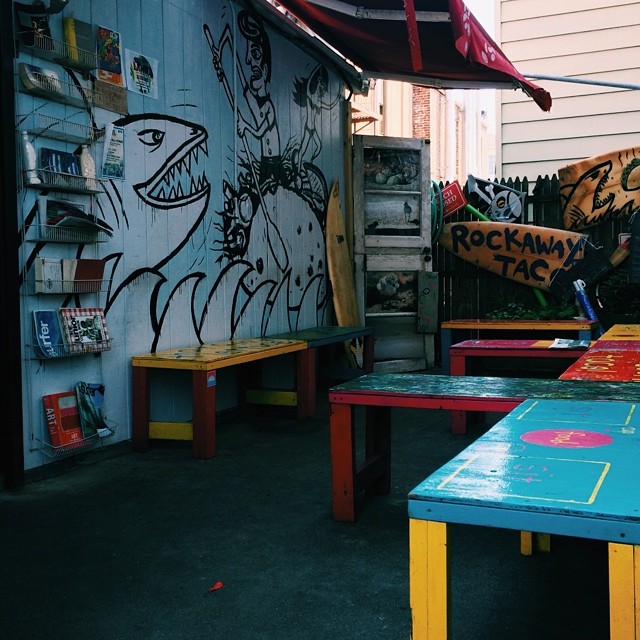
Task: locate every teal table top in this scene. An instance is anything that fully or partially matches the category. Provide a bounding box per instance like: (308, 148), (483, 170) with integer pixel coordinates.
(408, 398), (640, 544)
(330, 373), (640, 403)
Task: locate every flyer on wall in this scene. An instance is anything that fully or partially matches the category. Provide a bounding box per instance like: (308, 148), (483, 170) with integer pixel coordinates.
(102, 124), (125, 180)
(96, 25), (125, 87)
(124, 49), (159, 98)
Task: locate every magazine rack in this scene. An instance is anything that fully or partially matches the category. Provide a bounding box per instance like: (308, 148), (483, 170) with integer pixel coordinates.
(27, 224), (111, 244)
(30, 339), (112, 360)
(18, 33), (98, 75)
(18, 113), (104, 146)
(25, 169), (103, 194)
(36, 422), (115, 458)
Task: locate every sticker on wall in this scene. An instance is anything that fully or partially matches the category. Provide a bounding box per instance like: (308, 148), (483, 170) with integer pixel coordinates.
(96, 25), (125, 87)
(125, 49), (158, 98)
(101, 124), (125, 180)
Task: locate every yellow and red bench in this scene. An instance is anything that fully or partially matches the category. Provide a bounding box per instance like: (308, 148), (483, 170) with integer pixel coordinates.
(132, 326), (374, 459)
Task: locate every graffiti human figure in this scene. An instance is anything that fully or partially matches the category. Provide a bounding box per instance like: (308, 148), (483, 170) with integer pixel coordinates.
(292, 65), (337, 174)
(236, 11), (284, 195)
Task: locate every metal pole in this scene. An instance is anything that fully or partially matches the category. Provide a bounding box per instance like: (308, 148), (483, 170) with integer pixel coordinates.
(524, 73), (640, 91)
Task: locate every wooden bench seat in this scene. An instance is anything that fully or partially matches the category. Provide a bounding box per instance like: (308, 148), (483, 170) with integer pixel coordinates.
(440, 319), (601, 373)
(449, 338), (592, 432)
(328, 372), (640, 521)
(132, 326), (374, 459)
(246, 326), (374, 419)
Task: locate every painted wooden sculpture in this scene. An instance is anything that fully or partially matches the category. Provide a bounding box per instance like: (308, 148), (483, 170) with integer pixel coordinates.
(559, 146), (640, 231)
(438, 220), (587, 291)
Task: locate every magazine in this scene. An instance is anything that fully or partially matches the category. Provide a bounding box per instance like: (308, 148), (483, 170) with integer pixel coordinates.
(42, 390), (84, 449)
(59, 307), (110, 354)
(32, 310), (65, 358)
(76, 381), (109, 438)
(549, 338), (591, 349)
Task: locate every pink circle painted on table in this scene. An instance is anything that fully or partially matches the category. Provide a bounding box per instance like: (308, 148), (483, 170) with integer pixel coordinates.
(521, 429), (614, 448)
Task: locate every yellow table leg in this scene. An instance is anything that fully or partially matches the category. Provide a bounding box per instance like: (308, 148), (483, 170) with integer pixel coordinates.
(520, 532), (551, 556)
(409, 519), (448, 639)
(521, 531), (533, 556)
(608, 542), (639, 639)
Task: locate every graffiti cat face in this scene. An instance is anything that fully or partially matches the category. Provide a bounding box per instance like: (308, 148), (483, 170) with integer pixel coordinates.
(113, 113), (210, 209)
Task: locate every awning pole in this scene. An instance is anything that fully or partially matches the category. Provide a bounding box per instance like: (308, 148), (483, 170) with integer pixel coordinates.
(524, 73), (640, 91)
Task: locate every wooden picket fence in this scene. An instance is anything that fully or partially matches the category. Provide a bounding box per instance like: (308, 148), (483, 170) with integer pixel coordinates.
(431, 175), (633, 361)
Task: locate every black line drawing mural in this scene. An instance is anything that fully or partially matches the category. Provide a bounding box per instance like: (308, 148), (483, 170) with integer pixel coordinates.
(292, 65), (339, 176)
(99, 113), (212, 351)
(201, 8), (337, 338)
(19, 7), (342, 352)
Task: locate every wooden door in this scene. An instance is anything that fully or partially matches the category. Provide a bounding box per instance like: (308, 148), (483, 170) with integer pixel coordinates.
(353, 135), (436, 372)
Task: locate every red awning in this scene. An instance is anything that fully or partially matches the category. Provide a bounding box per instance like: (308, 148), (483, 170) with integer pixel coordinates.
(268, 0), (551, 111)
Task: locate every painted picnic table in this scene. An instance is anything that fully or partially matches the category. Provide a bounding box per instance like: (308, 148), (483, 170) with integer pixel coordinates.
(560, 325), (640, 382)
(599, 323), (640, 341)
(440, 319), (600, 373)
(449, 338), (591, 431)
(328, 373), (640, 522)
(408, 398), (640, 639)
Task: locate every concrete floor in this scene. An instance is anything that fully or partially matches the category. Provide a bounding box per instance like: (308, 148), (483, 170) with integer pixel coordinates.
(0, 392), (609, 640)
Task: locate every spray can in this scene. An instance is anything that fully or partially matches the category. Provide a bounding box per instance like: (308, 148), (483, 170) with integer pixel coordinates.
(573, 279), (605, 337)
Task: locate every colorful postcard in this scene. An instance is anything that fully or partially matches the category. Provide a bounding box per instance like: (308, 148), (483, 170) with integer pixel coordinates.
(124, 49), (158, 98)
(96, 26), (125, 87)
(101, 124), (125, 180)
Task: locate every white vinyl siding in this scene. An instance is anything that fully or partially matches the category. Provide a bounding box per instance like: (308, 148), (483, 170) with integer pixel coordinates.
(496, 0), (640, 179)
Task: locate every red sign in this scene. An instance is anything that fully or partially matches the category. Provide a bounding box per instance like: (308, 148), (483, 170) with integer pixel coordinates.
(436, 181), (467, 218)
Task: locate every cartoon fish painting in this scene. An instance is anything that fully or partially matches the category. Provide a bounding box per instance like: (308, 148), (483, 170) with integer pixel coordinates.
(560, 147), (640, 231)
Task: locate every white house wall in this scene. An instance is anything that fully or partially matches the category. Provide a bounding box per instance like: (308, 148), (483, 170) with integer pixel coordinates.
(17, 0), (347, 470)
(496, 0), (640, 179)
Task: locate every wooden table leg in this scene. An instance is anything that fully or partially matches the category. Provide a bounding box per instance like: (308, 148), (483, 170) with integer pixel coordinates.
(191, 369), (217, 459)
(330, 402), (357, 522)
(296, 347), (315, 420)
(132, 366), (150, 452)
(363, 332), (375, 373)
(410, 519), (448, 640)
(449, 350), (468, 435)
(608, 542), (639, 639)
(441, 329), (453, 374)
(365, 405), (391, 496)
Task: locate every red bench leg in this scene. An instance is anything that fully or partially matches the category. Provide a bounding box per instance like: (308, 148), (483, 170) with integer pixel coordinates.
(191, 369), (217, 459)
(132, 366), (150, 452)
(449, 351), (468, 434)
(330, 402), (357, 522)
(296, 348), (316, 420)
(365, 406), (391, 496)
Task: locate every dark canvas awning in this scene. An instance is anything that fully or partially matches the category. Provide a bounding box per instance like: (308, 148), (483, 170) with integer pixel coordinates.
(262, 0), (552, 111)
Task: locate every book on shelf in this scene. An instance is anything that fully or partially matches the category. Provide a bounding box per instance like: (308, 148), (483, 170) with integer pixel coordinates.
(39, 196), (114, 236)
(59, 307), (110, 353)
(32, 310), (65, 358)
(62, 258), (106, 293)
(34, 257), (64, 294)
(62, 17), (95, 62)
(75, 381), (109, 438)
(42, 390), (84, 449)
(15, 4), (53, 50)
(549, 338), (591, 349)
